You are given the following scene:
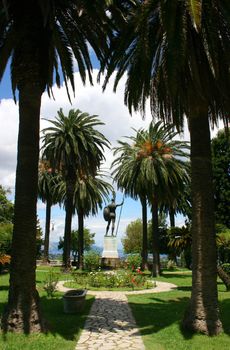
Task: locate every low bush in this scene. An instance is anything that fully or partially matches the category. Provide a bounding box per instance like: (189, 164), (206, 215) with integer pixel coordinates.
(0, 253), (10, 273)
(72, 269), (151, 290)
(43, 269), (60, 297)
(126, 254), (142, 271)
(84, 250), (101, 271)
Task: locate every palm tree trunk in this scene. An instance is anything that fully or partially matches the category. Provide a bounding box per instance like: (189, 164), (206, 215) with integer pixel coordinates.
(1, 86), (46, 333)
(217, 266), (230, 291)
(183, 110), (222, 335)
(43, 199), (51, 263)
(78, 208), (84, 270)
(169, 207), (177, 265)
(169, 208), (175, 227)
(151, 196), (160, 277)
(63, 178), (75, 270)
(140, 196), (148, 269)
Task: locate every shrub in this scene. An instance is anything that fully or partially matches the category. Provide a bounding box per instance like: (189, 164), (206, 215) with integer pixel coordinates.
(84, 250), (101, 271)
(72, 269), (150, 290)
(0, 254), (11, 273)
(126, 254), (142, 271)
(43, 269), (60, 298)
(221, 263), (230, 275)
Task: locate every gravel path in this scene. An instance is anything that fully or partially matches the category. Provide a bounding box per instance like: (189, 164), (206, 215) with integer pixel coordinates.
(57, 280), (177, 350)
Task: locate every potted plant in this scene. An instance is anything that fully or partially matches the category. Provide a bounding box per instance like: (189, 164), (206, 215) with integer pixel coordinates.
(63, 289), (87, 313)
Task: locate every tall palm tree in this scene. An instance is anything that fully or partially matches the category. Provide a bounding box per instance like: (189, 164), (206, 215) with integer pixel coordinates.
(74, 172), (113, 270)
(0, 1), (112, 333)
(103, 0), (230, 334)
(113, 121), (189, 275)
(41, 109), (109, 270)
(57, 171), (113, 269)
(38, 160), (60, 263)
(112, 135), (149, 269)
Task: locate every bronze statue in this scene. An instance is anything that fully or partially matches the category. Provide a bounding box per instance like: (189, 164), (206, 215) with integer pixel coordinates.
(104, 197), (124, 236)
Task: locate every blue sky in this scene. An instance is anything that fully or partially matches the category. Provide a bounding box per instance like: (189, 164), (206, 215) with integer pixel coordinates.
(1, 54), (219, 249)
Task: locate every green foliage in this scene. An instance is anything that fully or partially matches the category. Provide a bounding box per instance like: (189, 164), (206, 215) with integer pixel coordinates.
(58, 229), (95, 256)
(43, 269), (60, 298)
(212, 130), (230, 228)
(122, 219), (144, 254)
(167, 224), (192, 269)
(0, 186), (14, 224)
(83, 250), (101, 271)
(122, 216), (168, 255)
(216, 224), (230, 264)
(71, 269), (150, 290)
(0, 222), (13, 254)
(221, 263), (230, 276)
(126, 254), (142, 271)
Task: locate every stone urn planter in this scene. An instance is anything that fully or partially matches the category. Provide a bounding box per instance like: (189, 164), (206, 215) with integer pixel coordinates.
(63, 289), (87, 313)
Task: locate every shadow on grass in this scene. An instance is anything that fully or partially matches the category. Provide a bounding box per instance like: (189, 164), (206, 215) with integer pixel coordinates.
(40, 294), (94, 340)
(128, 294), (230, 339)
(176, 286), (192, 292)
(160, 273), (191, 279)
(0, 294), (94, 341)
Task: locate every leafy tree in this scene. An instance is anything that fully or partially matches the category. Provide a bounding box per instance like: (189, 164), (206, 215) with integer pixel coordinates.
(0, 186), (14, 223)
(41, 109), (109, 270)
(0, 1), (112, 332)
(58, 228), (95, 263)
(123, 216), (167, 256)
(0, 223), (13, 255)
(103, 0), (230, 335)
(0, 218), (42, 259)
(122, 219), (144, 254)
(212, 130), (230, 228)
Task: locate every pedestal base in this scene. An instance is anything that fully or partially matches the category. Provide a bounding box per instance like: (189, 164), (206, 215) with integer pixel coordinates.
(102, 236), (119, 258)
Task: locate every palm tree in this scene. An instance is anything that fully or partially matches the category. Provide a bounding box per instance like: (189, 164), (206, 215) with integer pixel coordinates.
(113, 121), (189, 275)
(74, 172), (113, 270)
(41, 109), (109, 270)
(112, 135), (149, 269)
(103, 0), (229, 334)
(57, 170), (113, 269)
(0, 1), (112, 332)
(38, 160), (60, 263)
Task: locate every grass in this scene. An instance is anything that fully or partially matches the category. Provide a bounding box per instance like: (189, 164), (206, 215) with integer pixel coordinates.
(0, 266), (94, 350)
(1, 267), (230, 349)
(128, 269), (230, 350)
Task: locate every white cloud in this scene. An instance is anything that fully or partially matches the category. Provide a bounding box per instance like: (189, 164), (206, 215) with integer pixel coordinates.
(0, 69), (224, 247)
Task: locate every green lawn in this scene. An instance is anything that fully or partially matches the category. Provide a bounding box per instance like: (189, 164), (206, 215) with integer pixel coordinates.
(128, 270), (230, 350)
(1, 267), (230, 350)
(0, 267), (94, 350)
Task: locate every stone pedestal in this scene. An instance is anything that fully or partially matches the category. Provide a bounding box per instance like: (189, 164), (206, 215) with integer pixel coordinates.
(101, 236), (120, 268)
(102, 236), (119, 258)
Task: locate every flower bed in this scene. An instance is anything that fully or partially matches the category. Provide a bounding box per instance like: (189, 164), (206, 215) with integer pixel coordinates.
(67, 269), (155, 291)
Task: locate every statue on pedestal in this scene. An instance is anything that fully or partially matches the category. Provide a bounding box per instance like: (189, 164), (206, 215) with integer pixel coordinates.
(103, 197), (124, 237)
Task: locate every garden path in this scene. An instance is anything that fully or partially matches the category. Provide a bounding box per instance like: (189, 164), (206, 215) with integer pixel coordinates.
(57, 280), (176, 350)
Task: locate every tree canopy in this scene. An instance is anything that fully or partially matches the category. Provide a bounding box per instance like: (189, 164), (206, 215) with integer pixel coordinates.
(212, 130), (230, 228)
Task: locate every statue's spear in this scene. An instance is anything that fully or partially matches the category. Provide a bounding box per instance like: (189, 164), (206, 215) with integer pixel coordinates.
(115, 194), (125, 237)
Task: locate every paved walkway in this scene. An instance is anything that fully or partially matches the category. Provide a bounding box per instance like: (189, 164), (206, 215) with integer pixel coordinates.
(57, 281), (177, 350)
